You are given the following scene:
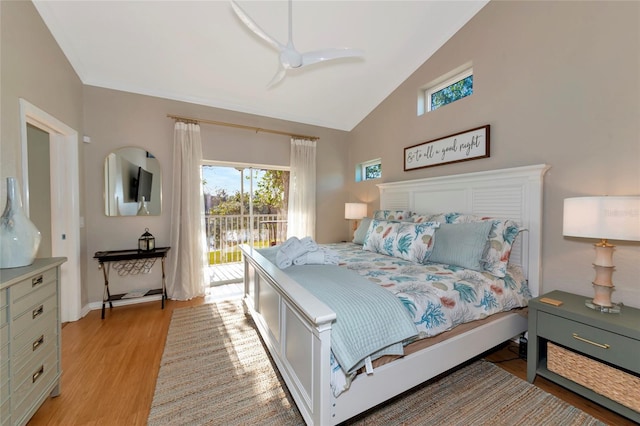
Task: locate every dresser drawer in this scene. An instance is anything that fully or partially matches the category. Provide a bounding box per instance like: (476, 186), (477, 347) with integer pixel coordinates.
(10, 269), (57, 304)
(0, 287), (7, 328)
(0, 322), (7, 348)
(538, 311), (640, 373)
(12, 292), (57, 339)
(11, 348), (58, 423)
(12, 316), (58, 376)
(0, 305), (7, 328)
(0, 334), (7, 367)
(12, 279), (56, 320)
(1, 357), (9, 405)
(1, 398), (10, 426)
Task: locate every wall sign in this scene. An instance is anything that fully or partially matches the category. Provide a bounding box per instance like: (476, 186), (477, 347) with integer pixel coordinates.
(404, 125), (490, 171)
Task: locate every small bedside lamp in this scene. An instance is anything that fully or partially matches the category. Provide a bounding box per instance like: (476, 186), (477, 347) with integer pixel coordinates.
(563, 196), (640, 313)
(345, 203), (367, 234)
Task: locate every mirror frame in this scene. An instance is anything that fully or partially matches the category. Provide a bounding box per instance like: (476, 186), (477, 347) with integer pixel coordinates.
(104, 146), (162, 216)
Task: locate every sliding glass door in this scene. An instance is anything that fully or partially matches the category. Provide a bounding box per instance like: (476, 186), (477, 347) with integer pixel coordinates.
(202, 163), (289, 280)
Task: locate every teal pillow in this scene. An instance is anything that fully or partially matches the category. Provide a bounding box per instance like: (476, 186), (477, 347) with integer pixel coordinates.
(352, 217), (372, 245)
(428, 221), (493, 271)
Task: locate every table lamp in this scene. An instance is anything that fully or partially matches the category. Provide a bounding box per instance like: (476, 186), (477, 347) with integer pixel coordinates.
(345, 203), (367, 234)
(563, 196), (640, 313)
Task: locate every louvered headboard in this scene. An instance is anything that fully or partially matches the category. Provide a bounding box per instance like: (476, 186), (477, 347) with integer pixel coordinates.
(377, 164), (550, 297)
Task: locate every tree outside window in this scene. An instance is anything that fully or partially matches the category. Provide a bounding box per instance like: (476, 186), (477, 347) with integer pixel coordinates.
(430, 75), (473, 111)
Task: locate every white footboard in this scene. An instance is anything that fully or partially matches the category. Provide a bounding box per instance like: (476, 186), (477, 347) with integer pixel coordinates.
(241, 245), (528, 425)
(241, 245), (335, 425)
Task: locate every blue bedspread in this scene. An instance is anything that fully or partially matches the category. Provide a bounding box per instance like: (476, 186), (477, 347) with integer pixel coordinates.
(258, 247), (418, 373)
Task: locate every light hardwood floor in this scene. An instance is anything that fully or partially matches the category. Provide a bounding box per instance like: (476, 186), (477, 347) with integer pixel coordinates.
(28, 286), (634, 426)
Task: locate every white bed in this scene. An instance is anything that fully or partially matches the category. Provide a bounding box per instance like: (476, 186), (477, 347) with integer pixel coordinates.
(241, 164), (550, 425)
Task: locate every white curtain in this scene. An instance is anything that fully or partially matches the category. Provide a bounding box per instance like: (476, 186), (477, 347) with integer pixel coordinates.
(167, 122), (207, 300)
(287, 138), (316, 239)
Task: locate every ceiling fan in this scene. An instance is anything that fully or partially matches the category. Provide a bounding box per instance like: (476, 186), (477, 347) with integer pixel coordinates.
(231, 0), (364, 88)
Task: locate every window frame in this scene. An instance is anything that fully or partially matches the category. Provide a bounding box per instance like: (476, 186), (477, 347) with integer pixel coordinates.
(357, 158), (382, 182)
(417, 63), (473, 116)
(426, 67), (473, 112)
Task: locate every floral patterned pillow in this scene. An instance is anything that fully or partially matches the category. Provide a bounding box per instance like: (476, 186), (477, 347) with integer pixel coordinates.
(393, 222), (440, 263)
(362, 219), (401, 256)
(372, 210), (412, 221)
(410, 213), (439, 223)
(429, 213), (523, 277)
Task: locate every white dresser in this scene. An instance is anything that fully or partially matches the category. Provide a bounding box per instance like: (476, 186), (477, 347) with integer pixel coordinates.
(0, 257), (66, 426)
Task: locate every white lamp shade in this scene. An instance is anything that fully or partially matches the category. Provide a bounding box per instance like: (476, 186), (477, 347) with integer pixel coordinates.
(345, 202), (367, 220)
(563, 196), (640, 242)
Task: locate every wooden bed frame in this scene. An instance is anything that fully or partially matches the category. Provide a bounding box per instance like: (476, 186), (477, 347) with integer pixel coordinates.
(241, 164), (550, 425)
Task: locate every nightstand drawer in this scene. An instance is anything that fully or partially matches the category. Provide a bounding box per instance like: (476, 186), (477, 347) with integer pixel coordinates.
(538, 311), (640, 373)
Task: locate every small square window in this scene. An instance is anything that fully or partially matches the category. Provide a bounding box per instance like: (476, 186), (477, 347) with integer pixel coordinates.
(356, 158), (382, 182)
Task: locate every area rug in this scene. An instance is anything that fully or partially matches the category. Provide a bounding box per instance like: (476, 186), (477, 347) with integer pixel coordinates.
(148, 302), (605, 426)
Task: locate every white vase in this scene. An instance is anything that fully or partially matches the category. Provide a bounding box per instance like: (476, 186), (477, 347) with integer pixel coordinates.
(0, 177), (42, 268)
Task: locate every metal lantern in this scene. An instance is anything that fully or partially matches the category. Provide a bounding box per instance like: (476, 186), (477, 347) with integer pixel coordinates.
(138, 228), (155, 251)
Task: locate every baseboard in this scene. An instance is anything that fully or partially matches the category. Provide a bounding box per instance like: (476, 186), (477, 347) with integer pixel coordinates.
(86, 294), (163, 312)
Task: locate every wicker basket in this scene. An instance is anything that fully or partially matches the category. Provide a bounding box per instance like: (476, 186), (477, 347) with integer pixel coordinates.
(547, 342), (640, 412)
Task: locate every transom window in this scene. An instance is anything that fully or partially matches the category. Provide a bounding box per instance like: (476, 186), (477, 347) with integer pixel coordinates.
(418, 64), (473, 115)
(356, 158), (382, 182)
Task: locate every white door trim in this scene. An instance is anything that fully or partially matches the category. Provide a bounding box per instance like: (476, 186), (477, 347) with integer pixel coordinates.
(20, 98), (82, 322)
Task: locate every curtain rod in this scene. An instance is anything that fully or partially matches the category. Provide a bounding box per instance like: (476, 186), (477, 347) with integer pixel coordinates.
(167, 114), (319, 141)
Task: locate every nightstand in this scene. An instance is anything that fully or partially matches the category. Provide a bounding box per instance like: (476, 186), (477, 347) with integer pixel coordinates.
(527, 290), (640, 423)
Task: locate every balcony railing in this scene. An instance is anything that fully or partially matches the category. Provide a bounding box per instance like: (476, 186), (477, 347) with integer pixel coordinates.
(205, 213), (287, 265)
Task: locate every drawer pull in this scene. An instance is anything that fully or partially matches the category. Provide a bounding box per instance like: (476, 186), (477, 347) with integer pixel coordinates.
(33, 335), (45, 351)
(32, 365), (44, 383)
(32, 275), (44, 287)
(32, 304), (44, 319)
(572, 333), (610, 349)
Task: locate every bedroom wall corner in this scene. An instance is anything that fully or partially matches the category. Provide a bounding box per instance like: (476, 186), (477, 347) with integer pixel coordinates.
(345, 1), (640, 308)
(1, 0), (88, 308)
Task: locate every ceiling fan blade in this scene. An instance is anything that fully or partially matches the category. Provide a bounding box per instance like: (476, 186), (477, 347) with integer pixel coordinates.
(301, 48), (365, 67)
(230, 0), (284, 50)
(266, 67), (287, 89)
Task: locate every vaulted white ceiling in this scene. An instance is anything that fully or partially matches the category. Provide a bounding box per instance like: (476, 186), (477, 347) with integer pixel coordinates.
(34, 1), (488, 131)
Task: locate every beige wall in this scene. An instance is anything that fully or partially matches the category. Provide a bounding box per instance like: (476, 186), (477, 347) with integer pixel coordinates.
(0, 1), (87, 303)
(83, 86), (349, 302)
(347, 1), (640, 307)
(4, 1), (639, 309)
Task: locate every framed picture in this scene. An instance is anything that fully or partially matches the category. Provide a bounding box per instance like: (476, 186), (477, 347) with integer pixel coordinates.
(404, 125), (490, 171)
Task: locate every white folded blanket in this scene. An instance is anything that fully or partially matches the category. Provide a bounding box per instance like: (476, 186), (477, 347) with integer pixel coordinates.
(299, 236), (319, 253)
(293, 247), (339, 266)
(276, 237), (311, 268)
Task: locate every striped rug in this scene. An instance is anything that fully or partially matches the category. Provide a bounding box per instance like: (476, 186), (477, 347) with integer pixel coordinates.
(148, 302), (605, 426)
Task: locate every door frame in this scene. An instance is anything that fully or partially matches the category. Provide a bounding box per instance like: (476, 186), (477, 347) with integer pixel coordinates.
(20, 99), (82, 322)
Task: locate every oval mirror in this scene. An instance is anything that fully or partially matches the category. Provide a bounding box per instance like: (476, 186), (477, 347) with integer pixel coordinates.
(104, 147), (161, 216)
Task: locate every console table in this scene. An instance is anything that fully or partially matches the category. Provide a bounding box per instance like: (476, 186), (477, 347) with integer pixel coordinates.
(93, 247), (170, 319)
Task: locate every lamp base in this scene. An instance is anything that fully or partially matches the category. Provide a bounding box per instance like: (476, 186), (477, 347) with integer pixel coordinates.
(585, 299), (622, 314)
